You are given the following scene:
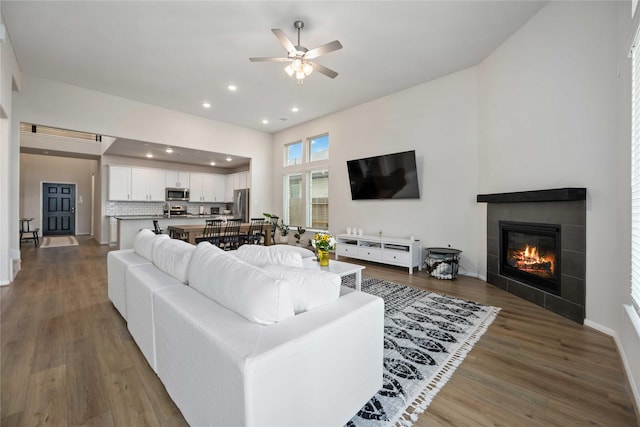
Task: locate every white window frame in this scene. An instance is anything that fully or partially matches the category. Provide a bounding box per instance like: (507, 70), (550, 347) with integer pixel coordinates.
(282, 134), (330, 230)
(630, 24), (640, 317)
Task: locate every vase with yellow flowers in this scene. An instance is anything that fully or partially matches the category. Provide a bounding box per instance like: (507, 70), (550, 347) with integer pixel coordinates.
(311, 232), (336, 267)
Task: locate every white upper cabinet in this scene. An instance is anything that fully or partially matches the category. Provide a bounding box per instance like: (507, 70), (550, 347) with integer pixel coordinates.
(224, 171), (250, 202)
(212, 174), (227, 202)
(165, 171), (190, 188)
(131, 168), (166, 201)
(109, 166), (132, 201)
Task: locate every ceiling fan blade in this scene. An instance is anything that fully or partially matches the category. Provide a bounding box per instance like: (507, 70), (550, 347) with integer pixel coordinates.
(305, 40), (343, 60)
(249, 57), (293, 62)
(308, 61), (339, 79)
(271, 29), (297, 55)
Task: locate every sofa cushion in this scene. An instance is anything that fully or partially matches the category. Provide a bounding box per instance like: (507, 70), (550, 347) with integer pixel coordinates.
(235, 244), (304, 268)
(152, 238), (196, 284)
(271, 244), (316, 259)
(263, 265), (341, 314)
(188, 243), (295, 325)
(133, 229), (169, 261)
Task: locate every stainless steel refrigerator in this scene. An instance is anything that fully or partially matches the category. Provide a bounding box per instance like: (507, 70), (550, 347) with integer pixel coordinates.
(233, 188), (250, 223)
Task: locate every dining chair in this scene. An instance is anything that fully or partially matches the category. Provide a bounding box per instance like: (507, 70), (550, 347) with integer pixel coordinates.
(19, 218), (40, 248)
(241, 218), (265, 246)
(221, 218), (242, 250)
(195, 219), (224, 247)
(152, 220), (163, 235)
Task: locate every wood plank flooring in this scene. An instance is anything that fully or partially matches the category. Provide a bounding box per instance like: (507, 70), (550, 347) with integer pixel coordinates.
(1, 238), (638, 426)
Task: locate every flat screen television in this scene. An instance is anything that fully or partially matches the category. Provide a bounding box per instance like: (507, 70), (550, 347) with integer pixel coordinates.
(347, 150), (420, 200)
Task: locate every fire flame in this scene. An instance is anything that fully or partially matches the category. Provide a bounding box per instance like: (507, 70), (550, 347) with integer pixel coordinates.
(513, 244), (555, 277)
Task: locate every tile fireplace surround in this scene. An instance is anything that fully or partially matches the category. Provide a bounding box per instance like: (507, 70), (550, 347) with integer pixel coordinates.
(477, 188), (586, 324)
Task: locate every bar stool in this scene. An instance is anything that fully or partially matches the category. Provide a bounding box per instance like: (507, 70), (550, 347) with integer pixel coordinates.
(20, 218), (40, 248)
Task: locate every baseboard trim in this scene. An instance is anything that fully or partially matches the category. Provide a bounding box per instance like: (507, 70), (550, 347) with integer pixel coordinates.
(584, 315), (640, 421)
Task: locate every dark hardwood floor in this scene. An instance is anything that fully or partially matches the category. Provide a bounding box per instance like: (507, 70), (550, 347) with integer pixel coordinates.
(1, 237), (638, 426)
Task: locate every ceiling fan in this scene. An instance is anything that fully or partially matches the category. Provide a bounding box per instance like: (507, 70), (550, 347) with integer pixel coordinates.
(249, 20), (342, 84)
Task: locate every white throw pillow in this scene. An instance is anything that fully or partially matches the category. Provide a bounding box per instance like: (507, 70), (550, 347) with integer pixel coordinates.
(270, 245), (316, 259)
(235, 244), (304, 268)
(188, 243), (295, 325)
(133, 228), (169, 261)
(263, 265), (341, 314)
(152, 238), (196, 284)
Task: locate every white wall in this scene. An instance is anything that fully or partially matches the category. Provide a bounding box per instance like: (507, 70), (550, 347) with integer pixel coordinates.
(478, 0), (638, 406)
(478, 1), (620, 327)
(0, 13), (22, 284)
(273, 67), (481, 275)
(13, 74), (273, 244)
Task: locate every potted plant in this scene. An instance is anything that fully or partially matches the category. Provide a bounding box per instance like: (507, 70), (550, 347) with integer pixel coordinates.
(278, 219), (290, 243)
(294, 226), (306, 245)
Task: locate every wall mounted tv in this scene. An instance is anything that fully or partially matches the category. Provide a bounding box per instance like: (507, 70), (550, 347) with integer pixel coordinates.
(347, 150), (420, 200)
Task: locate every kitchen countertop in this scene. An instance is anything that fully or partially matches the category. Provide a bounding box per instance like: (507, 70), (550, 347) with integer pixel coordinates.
(113, 214), (236, 220)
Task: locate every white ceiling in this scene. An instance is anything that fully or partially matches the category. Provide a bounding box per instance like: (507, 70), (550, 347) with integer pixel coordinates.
(2, 1), (546, 135)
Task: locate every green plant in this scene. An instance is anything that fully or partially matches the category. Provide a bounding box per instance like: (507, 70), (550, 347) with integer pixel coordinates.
(278, 219), (290, 236)
(294, 226), (306, 244)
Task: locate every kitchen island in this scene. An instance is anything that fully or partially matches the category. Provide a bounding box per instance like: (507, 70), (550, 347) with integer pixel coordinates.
(114, 215), (235, 249)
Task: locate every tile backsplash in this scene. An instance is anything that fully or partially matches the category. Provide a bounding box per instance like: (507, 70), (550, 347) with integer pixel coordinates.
(106, 201), (228, 216)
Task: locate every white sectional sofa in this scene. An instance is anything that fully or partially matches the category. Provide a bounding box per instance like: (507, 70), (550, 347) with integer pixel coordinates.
(107, 229), (384, 426)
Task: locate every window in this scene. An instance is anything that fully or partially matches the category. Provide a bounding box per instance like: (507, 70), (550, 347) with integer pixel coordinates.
(631, 29), (640, 315)
(285, 141), (303, 166)
(285, 173), (303, 227)
(309, 134), (329, 162)
(308, 170), (329, 229)
(283, 134), (330, 230)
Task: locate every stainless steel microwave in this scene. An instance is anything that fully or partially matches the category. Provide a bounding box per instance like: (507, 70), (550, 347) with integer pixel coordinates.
(165, 187), (190, 201)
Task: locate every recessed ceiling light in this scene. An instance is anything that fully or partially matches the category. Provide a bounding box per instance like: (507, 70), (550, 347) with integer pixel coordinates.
(261, 119), (269, 124)
(202, 102), (211, 108)
(228, 85), (237, 92)
(165, 147), (173, 153)
(291, 107), (299, 113)
(146, 153), (153, 158)
(226, 157), (232, 162)
(210, 161), (216, 166)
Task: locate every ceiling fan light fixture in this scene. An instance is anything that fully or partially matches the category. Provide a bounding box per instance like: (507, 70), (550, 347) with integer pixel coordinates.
(284, 64), (294, 76)
(303, 62), (313, 76)
(292, 59), (302, 71)
(295, 70), (306, 80)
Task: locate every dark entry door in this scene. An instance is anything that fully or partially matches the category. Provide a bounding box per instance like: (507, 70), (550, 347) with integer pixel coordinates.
(43, 183), (76, 236)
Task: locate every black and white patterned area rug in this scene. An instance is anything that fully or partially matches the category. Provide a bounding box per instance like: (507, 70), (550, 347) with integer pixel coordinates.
(341, 276), (501, 427)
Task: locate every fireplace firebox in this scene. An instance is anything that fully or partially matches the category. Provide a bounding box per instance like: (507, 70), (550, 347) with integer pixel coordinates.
(499, 221), (561, 295)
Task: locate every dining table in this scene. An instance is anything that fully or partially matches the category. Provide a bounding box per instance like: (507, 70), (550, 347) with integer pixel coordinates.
(167, 222), (272, 246)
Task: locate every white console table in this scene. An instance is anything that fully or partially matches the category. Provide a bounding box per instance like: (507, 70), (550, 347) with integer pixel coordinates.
(335, 234), (422, 274)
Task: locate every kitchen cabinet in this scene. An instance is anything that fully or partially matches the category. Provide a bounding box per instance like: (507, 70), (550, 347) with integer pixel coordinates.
(166, 171), (190, 188)
(131, 168), (165, 201)
(212, 174), (227, 202)
(191, 173), (227, 202)
(225, 171), (250, 202)
(109, 166), (132, 200)
(190, 173), (214, 202)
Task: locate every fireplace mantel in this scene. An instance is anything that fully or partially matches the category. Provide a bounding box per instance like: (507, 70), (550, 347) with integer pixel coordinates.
(477, 188), (586, 204)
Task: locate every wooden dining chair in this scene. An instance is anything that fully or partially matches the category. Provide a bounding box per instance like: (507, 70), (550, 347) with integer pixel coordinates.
(240, 218), (265, 246)
(221, 218), (242, 250)
(19, 218), (40, 248)
(152, 220), (163, 235)
(195, 219), (224, 247)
